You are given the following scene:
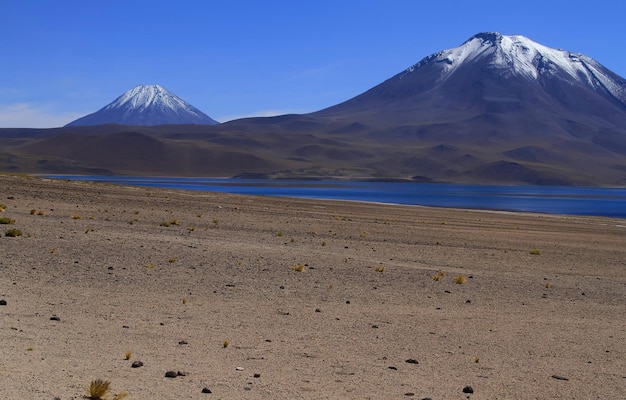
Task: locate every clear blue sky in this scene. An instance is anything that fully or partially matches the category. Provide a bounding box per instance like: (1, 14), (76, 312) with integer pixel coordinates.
(1, 0), (625, 128)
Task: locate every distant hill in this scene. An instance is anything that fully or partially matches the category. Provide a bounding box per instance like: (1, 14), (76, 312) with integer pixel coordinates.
(2, 33), (625, 185)
(65, 84), (219, 126)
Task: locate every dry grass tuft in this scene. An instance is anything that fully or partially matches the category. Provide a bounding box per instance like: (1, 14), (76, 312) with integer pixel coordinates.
(432, 271), (446, 281)
(88, 379), (128, 400)
(529, 249), (542, 255)
(223, 340), (230, 348)
(291, 264), (305, 272)
(0, 216), (15, 224)
(454, 275), (468, 284)
(374, 266), (385, 273)
(124, 351), (132, 360)
(4, 228), (22, 237)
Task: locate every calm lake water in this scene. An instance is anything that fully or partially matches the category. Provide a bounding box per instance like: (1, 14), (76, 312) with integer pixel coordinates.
(42, 175), (626, 218)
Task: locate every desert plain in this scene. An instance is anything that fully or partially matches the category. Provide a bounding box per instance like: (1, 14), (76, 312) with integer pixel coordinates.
(0, 174), (624, 399)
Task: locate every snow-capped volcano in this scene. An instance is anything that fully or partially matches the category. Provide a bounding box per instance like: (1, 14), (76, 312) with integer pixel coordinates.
(66, 84), (219, 126)
(318, 32), (626, 125)
(404, 32), (625, 101)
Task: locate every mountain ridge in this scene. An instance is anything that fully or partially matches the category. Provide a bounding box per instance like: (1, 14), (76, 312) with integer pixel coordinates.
(2, 32), (626, 185)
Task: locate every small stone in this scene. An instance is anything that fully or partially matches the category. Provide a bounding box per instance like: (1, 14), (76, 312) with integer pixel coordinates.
(551, 374), (569, 381)
(179, 340), (189, 345)
(235, 366), (244, 371)
(404, 393), (415, 397)
(372, 325), (379, 329)
(346, 300), (350, 304)
(50, 316), (60, 321)
(253, 373), (261, 378)
(177, 371), (186, 376)
(244, 386), (252, 391)
(388, 366), (397, 370)
(165, 370), (178, 378)
(0, 299), (7, 306)
(462, 385), (474, 393)
(201, 387), (212, 393)
(131, 361), (144, 368)
(315, 308), (321, 313)
(405, 358), (419, 364)
(466, 299), (472, 304)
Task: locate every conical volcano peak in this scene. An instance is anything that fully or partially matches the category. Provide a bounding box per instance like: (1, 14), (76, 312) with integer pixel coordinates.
(66, 84), (219, 126)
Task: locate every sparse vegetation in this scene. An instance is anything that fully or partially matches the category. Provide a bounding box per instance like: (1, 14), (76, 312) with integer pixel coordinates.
(276, 231), (284, 237)
(375, 266), (385, 273)
(545, 282), (551, 288)
(72, 214), (82, 219)
(0, 204), (6, 212)
(291, 264), (305, 272)
(124, 351), (132, 360)
(223, 340), (230, 348)
(4, 228), (22, 237)
(454, 275), (468, 284)
(432, 271), (446, 281)
(168, 257), (177, 263)
(0, 217), (15, 224)
(88, 379), (128, 400)
(529, 249), (542, 255)
(160, 218), (179, 227)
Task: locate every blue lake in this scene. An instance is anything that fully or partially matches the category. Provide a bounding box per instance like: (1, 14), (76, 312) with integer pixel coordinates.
(42, 175), (626, 218)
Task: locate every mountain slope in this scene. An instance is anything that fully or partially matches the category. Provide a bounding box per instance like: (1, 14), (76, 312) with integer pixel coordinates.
(65, 84), (219, 126)
(2, 33), (626, 185)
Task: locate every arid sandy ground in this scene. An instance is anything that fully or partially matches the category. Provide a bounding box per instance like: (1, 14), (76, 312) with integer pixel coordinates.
(1, 174), (624, 399)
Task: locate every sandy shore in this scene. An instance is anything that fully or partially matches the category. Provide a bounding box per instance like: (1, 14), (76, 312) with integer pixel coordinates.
(1, 174), (624, 399)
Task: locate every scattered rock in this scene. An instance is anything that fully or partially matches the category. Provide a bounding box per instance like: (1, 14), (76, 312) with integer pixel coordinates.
(466, 299), (472, 304)
(131, 361), (144, 368)
(315, 308), (321, 313)
(551, 375), (569, 381)
(253, 373), (261, 378)
(388, 366), (397, 370)
(201, 387), (212, 393)
(405, 358), (419, 364)
(346, 300), (351, 304)
(244, 386), (252, 391)
(165, 370), (178, 378)
(0, 299), (7, 306)
(177, 371), (186, 376)
(179, 340), (189, 345)
(462, 385), (474, 393)
(50, 316), (60, 321)
(404, 393), (415, 397)
(371, 324), (379, 329)
(235, 366), (244, 371)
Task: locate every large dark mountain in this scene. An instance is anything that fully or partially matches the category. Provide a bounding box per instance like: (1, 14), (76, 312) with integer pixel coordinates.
(65, 84), (219, 126)
(2, 33), (626, 185)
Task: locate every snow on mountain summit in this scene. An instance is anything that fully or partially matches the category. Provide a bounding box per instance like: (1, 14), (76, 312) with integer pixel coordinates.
(403, 32), (625, 104)
(66, 84), (219, 126)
